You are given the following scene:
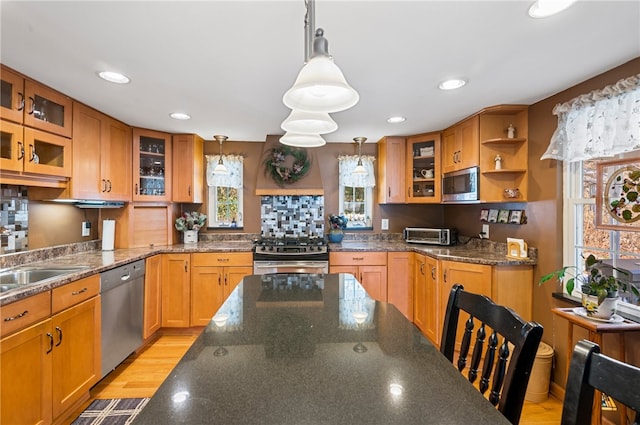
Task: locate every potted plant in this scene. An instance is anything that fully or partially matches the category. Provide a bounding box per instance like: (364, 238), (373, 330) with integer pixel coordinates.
(175, 211), (207, 244)
(327, 214), (348, 243)
(540, 254), (639, 319)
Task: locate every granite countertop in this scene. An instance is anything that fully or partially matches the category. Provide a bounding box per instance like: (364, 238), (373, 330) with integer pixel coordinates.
(132, 273), (511, 425)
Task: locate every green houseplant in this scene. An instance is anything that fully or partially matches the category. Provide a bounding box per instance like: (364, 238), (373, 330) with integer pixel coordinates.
(175, 211), (207, 243)
(540, 254), (639, 319)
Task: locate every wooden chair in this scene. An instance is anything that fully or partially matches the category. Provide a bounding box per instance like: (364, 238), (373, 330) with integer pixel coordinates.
(561, 339), (640, 425)
(440, 284), (543, 425)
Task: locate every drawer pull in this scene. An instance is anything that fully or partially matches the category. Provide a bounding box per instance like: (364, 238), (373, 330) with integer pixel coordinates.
(217, 258), (230, 262)
(72, 287), (88, 295)
(353, 257), (364, 261)
(4, 310), (28, 322)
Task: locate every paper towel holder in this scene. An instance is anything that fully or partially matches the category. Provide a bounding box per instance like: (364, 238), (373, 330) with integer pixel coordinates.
(102, 219), (115, 251)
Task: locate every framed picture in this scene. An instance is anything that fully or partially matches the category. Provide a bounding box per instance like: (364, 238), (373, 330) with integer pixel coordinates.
(497, 209), (510, 224)
(595, 157), (640, 232)
(480, 209), (489, 222)
(509, 210), (523, 224)
(488, 209), (499, 223)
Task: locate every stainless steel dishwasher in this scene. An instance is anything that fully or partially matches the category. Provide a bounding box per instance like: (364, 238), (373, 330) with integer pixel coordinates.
(100, 259), (145, 378)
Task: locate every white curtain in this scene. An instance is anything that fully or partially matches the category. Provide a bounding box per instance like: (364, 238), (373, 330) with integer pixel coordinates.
(206, 155), (243, 188)
(541, 74), (640, 162)
(338, 155), (376, 187)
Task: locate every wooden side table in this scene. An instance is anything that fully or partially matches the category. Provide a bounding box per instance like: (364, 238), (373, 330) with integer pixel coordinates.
(552, 307), (640, 425)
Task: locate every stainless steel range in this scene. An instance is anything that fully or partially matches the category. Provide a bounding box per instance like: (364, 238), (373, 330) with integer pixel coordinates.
(253, 236), (329, 275)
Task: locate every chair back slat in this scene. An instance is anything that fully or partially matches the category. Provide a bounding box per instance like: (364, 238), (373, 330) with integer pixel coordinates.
(440, 284), (543, 425)
(469, 323), (486, 383)
(561, 340), (640, 425)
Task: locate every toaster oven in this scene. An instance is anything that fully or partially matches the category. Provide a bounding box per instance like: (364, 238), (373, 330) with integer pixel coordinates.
(403, 227), (457, 246)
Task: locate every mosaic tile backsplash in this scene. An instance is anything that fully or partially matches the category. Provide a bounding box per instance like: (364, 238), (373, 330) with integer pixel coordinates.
(1, 185), (28, 254)
(260, 195), (325, 238)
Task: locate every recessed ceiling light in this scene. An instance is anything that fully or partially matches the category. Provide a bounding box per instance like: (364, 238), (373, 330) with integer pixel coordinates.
(438, 79), (467, 90)
(170, 112), (191, 120)
(387, 116), (406, 124)
(97, 71), (130, 84)
(528, 0), (577, 18)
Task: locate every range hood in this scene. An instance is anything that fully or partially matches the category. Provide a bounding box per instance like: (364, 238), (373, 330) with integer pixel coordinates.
(255, 135), (324, 196)
(49, 199), (125, 209)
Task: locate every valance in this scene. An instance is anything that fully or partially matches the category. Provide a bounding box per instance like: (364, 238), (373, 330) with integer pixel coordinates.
(541, 74), (640, 161)
(206, 155), (244, 188)
(338, 155), (376, 188)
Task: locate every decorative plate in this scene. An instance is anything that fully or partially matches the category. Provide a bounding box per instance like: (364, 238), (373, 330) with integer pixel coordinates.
(572, 307), (624, 323)
(604, 166), (640, 224)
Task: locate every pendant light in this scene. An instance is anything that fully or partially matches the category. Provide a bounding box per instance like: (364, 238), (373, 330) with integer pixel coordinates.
(280, 132), (326, 148)
(281, 110), (338, 135)
(213, 135), (229, 175)
(352, 137), (368, 176)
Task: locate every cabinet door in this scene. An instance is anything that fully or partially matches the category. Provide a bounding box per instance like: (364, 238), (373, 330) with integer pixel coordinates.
(144, 255), (162, 339)
(387, 252), (412, 320)
(0, 119), (25, 172)
(133, 128), (172, 201)
(441, 127), (457, 174)
(360, 265), (387, 302)
(456, 115), (479, 170)
(71, 103), (104, 198)
(162, 254), (190, 327)
(0, 319), (53, 425)
(440, 260), (491, 351)
(103, 117), (132, 201)
(413, 254), (427, 334)
(377, 136), (406, 204)
(23, 127), (71, 177)
(224, 266), (252, 298)
(172, 134), (204, 203)
(0, 66), (25, 123)
(191, 266), (224, 327)
(51, 297), (100, 419)
(407, 132), (441, 203)
(423, 255), (440, 345)
(23, 79), (72, 138)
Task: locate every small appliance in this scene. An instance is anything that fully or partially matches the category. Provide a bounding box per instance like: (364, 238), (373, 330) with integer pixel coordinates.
(442, 166), (479, 203)
(403, 227), (457, 246)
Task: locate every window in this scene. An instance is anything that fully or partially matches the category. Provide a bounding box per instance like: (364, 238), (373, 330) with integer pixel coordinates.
(206, 155), (243, 228)
(338, 155), (375, 229)
(564, 158), (640, 317)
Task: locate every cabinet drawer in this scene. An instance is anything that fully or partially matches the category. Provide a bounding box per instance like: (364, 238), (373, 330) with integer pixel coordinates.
(52, 274), (100, 314)
(1, 291), (51, 338)
(191, 252), (253, 267)
(330, 252), (387, 266)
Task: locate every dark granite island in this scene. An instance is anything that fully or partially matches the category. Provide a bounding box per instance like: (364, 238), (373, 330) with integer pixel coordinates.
(133, 274), (510, 425)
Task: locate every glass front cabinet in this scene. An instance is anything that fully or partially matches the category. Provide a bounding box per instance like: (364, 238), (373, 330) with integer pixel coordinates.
(133, 128), (172, 201)
(406, 132), (441, 203)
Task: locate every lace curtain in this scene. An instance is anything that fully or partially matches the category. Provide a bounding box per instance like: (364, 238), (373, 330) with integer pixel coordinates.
(206, 155), (244, 188)
(338, 155), (376, 188)
(541, 74), (640, 162)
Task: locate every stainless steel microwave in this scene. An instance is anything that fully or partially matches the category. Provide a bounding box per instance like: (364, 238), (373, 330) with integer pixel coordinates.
(442, 166), (479, 203)
(404, 227), (457, 246)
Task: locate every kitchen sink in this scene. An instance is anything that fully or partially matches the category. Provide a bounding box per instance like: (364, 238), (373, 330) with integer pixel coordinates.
(0, 266), (90, 293)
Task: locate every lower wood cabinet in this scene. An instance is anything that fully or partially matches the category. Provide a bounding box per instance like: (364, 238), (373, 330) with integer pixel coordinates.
(1, 275), (101, 425)
(143, 254), (162, 339)
(161, 253), (191, 328)
(329, 252), (387, 301)
(387, 251), (413, 320)
(190, 253), (252, 326)
(413, 253), (439, 343)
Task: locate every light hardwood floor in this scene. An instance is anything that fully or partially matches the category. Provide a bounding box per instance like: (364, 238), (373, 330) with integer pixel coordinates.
(65, 328), (563, 424)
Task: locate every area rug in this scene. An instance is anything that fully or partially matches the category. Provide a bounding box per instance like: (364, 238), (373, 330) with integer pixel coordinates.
(71, 398), (150, 425)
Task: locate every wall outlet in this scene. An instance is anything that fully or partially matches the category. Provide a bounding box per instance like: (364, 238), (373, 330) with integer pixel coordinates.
(82, 221), (91, 237)
(481, 224), (489, 239)
(381, 218), (389, 230)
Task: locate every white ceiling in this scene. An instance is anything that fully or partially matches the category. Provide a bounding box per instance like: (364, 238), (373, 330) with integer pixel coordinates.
(1, 1), (639, 144)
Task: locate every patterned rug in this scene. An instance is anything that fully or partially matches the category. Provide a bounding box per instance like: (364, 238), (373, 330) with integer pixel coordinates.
(71, 398), (150, 425)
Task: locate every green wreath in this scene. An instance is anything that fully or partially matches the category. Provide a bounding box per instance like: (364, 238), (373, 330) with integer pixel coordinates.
(263, 146), (311, 186)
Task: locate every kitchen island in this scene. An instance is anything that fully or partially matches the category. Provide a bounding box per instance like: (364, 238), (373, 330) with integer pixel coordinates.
(132, 273), (510, 425)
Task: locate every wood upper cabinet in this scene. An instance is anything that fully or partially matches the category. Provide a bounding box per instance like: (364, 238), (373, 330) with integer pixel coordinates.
(330, 252), (388, 301)
(441, 115), (479, 174)
(406, 132), (441, 203)
(72, 102), (132, 201)
(377, 136), (406, 204)
(1, 65), (72, 138)
(478, 105), (529, 202)
(387, 251), (413, 321)
(133, 128), (172, 201)
(413, 253), (439, 344)
(172, 134), (204, 203)
(190, 253), (252, 326)
(144, 254), (162, 339)
(161, 254), (191, 327)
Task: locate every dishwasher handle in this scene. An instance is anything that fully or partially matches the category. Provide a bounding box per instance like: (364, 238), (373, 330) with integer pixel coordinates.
(120, 273), (131, 281)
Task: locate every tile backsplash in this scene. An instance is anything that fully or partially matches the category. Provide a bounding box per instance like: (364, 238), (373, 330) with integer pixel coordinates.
(1, 185), (28, 254)
(260, 196), (325, 237)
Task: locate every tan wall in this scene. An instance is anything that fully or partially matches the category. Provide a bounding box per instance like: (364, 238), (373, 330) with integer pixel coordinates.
(445, 57), (640, 391)
(29, 202), (99, 248)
